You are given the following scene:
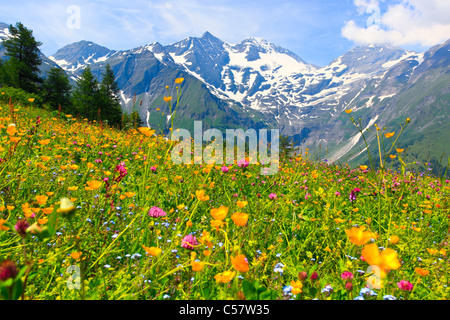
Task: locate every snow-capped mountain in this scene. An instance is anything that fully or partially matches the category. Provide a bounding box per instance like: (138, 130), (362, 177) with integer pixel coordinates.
(49, 40), (116, 73)
(2, 23), (448, 169)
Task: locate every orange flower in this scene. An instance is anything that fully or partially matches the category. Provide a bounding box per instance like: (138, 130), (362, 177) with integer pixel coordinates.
(38, 218), (48, 225)
(231, 254), (249, 273)
(345, 226), (377, 246)
(415, 268), (429, 276)
(210, 219), (224, 229)
(345, 109), (352, 113)
(0, 219), (10, 231)
(68, 164), (79, 170)
(211, 206), (228, 220)
(35, 195), (48, 205)
(124, 192), (136, 198)
(68, 186), (78, 191)
(163, 96), (172, 102)
(86, 180), (102, 190)
(389, 155), (396, 159)
(196, 190), (210, 201)
(142, 245), (162, 256)
(359, 165), (368, 170)
(389, 235), (400, 245)
(191, 260), (205, 272)
(426, 248), (438, 255)
(384, 132), (395, 138)
(38, 139), (51, 145)
(396, 148), (404, 153)
(42, 207), (54, 215)
(138, 127), (155, 137)
(214, 271), (236, 283)
(175, 77), (184, 84)
(231, 212), (249, 226)
(28, 98), (35, 103)
(71, 252), (82, 260)
(236, 200), (248, 208)
(290, 280), (303, 294)
(6, 124), (17, 136)
(361, 243), (401, 278)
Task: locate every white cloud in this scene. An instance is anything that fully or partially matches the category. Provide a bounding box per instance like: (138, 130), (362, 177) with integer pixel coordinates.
(342, 0), (450, 48)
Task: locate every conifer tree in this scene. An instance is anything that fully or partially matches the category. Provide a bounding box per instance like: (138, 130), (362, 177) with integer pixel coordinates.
(2, 22), (43, 93)
(99, 64), (122, 126)
(71, 65), (99, 119)
(42, 67), (72, 111)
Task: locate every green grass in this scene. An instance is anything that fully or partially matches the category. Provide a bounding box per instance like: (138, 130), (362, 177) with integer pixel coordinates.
(0, 92), (449, 300)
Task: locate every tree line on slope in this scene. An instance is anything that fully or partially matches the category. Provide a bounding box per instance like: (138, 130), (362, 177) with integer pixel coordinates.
(0, 22), (127, 128)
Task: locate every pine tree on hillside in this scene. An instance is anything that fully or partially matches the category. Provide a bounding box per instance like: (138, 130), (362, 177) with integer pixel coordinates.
(42, 67), (72, 111)
(99, 64), (122, 127)
(2, 22), (43, 93)
(71, 65), (99, 119)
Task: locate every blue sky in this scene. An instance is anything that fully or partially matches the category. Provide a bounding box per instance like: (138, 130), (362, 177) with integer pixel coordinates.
(1, 0), (449, 66)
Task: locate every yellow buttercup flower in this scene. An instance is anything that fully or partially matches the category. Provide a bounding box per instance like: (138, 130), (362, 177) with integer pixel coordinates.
(345, 226), (377, 246)
(361, 243), (401, 278)
(142, 245), (162, 256)
(196, 190), (210, 201)
(384, 132), (395, 138)
(231, 212), (249, 227)
(214, 270), (236, 283)
(85, 180), (102, 190)
(210, 206), (228, 220)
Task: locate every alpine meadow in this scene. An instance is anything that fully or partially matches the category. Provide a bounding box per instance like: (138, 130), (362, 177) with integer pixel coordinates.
(0, 1), (449, 304)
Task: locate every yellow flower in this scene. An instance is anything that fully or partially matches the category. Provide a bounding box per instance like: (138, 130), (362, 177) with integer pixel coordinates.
(211, 219), (224, 229)
(396, 148), (404, 153)
(427, 248), (438, 255)
(38, 139), (51, 145)
(59, 197), (75, 216)
(196, 190), (210, 201)
(163, 96), (172, 102)
(384, 132), (395, 138)
(175, 77), (184, 84)
(71, 252), (82, 260)
(290, 280), (303, 294)
(86, 180), (102, 190)
(142, 245), (162, 256)
(361, 243), (401, 278)
(124, 192), (136, 198)
(6, 124), (17, 136)
(28, 98), (35, 103)
(236, 200), (248, 208)
(345, 226), (377, 246)
(359, 165), (368, 170)
(35, 195), (48, 205)
(231, 254), (249, 273)
(68, 186), (78, 191)
(0, 218), (10, 231)
(138, 127), (155, 137)
(389, 155), (396, 159)
(211, 206), (228, 220)
(389, 235), (400, 244)
(231, 212), (249, 227)
(415, 268), (429, 276)
(345, 109), (352, 113)
(214, 270), (236, 283)
(191, 260), (205, 272)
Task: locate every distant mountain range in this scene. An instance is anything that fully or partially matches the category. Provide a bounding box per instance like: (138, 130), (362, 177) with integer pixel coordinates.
(1, 21), (449, 172)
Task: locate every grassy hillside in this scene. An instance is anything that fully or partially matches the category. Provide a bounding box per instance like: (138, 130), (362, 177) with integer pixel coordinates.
(0, 93), (449, 301)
